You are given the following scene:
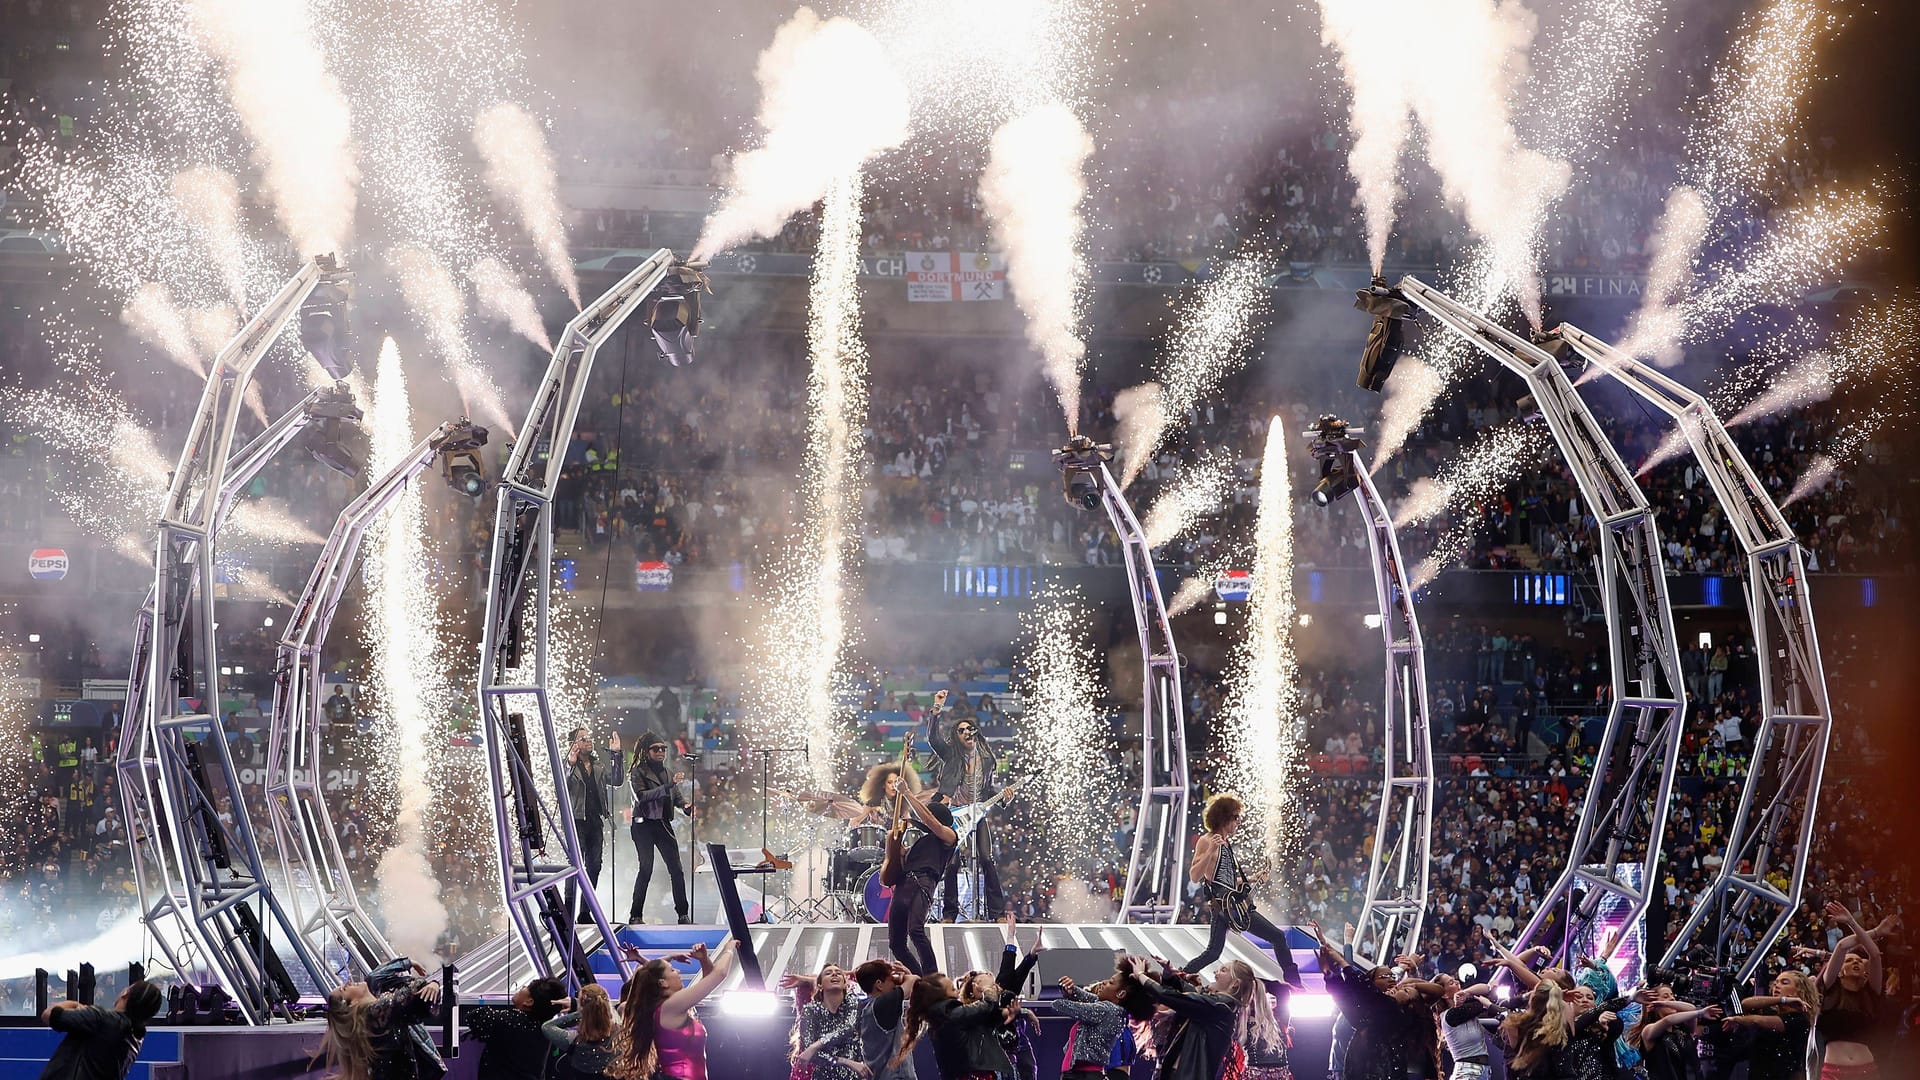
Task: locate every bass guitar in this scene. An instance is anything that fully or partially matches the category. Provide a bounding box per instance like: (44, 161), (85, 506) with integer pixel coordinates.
(879, 690), (946, 888)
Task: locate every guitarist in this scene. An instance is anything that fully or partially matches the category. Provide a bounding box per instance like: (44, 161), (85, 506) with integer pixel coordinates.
(885, 786), (957, 976)
(1181, 794), (1303, 987)
(927, 706), (1007, 921)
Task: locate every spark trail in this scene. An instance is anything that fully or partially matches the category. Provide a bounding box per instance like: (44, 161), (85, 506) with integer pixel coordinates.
(387, 244), (509, 430)
(469, 256), (554, 352)
(693, 8), (911, 259)
(1012, 584), (1118, 875)
(980, 104), (1095, 432)
(473, 102), (581, 310)
(169, 167), (253, 310)
(1141, 453), (1237, 550)
(1393, 422), (1551, 528)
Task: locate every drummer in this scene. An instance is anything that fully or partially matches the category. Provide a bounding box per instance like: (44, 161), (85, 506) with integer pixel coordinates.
(855, 762), (923, 826)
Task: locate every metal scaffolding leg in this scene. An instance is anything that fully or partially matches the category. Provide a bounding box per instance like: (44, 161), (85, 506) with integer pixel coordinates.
(1394, 277), (1687, 968)
(119, 258), (350, 1021)
(263, 421), (482, 984)
(471, 249), (704, 987)
(1337, 442), (1435, 967)
(1551, 325), (1833, 981)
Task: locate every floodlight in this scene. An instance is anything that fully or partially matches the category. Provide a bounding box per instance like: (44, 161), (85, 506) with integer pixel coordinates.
(1354, 276), (1411, 392)
(647, 264), (709, 367)
(1051, 435), (1115, 512)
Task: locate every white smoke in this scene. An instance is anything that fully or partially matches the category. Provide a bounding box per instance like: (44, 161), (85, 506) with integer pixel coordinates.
(469, 255), (554, 352)
(187, 0), (357, 256)
(180, 302), (268, 425)
(1141, 453), (1237, 550)
(170, 166), (252, 309)
(1112, 383), (1167, 486)
(1317, 1), (1413, 274)
(472, 102), (581, 310)
(980, 103), (1094, 432)
(693, 8), (911, 259)
(387, 244), (508, 430)
(1620, 186), (1709, 366)
(120, 283), (202, 376)
(1372, 356), (1447, 464)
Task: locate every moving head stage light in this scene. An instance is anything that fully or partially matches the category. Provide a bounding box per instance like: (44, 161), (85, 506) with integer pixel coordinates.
(1306, 414), (1365, 507)
(299, 255), (354, 379)
(302, 381), (370, 480)
(1052, 435), (1116, 511)
(647, 263), (709, 366)
(438, 421), (491, 498)
(1354, 276), (1411, 393)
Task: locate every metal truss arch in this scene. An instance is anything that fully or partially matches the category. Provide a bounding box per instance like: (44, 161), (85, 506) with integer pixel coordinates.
(1552, 324), (1833, 981)
(1394, 277), (1688, 968)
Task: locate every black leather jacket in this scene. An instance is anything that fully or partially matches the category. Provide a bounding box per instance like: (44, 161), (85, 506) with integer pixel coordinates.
(926, 714), (998, 802)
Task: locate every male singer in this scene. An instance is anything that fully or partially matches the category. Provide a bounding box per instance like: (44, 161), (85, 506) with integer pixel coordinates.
(926, 710), (1007, 920)
(565, 726), (624, 923)
(628, 732), (692, 924)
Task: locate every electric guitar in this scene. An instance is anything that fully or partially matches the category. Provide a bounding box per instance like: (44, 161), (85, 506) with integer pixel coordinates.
(950, 782), (1018, 845)
(880, 690), (946, 888)
(1206, 840), (1258, 932)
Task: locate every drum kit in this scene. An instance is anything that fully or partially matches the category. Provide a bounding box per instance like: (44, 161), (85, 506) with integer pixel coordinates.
(766, 786), (996, 923)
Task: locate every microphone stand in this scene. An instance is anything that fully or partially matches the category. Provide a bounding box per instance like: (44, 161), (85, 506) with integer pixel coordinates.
(756, 746), (809, 923)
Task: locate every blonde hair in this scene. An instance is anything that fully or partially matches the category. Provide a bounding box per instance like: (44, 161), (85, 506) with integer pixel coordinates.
(577, 983), (614, 1043)
(1775, 970), (1820, 1018)
(1503, 982), (1570, 1074)
(318, 989), (376, 1080)
(1227, 961), (1282, 1052)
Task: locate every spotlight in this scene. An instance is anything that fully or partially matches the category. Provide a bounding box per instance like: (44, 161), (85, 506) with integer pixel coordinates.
(299, 256), (354, 378)
(1304, 415), (1365, 507)
(435, 421), (491, 498)
(1530, 327), (1584, 375)
(1051, 435), (1116, 512)
(647, 264), (709, 367)
(303, 381), (369, 480)
(1457, 962), (1478, 982)
(1354, 276), (1411, 392)
(1213, 610), (1227, 626)
(1362, 613), (1383, 630)
(718, 989), (778, 1016)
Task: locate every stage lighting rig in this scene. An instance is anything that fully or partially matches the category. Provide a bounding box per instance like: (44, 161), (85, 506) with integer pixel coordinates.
(302, 381), (370, 480)
(1530, 327), (1586, 375)
(436, 421), (491, 498)
(1052, 435), (1116, 511)
(1354, 276), (1411, 393)
(299, 255), (354, 379)
(646, 263), (709, 367)
(1306, 414), (1365, 507)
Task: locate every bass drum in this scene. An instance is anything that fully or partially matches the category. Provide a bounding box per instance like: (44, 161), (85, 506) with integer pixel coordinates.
(860, 866), (979, 924)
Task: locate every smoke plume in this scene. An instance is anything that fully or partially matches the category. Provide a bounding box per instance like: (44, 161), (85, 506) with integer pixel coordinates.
(980, 103), (1094, 432)
(1112, 383), (1166, 486)
(170, 167), (252, 310)
(693, 8), (911, 260)
(120, 283), (202, 377)
(1620, 186), (1709, 366)
(472, 102), (581, 310)
(187, 0), (357, 256)
(387, 244), (508, 430)
(1372, 356), (1446, 464)
(469, 255), (554, 352)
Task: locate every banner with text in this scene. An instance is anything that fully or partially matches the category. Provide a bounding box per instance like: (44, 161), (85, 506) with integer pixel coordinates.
(905, 251), (1007, 302)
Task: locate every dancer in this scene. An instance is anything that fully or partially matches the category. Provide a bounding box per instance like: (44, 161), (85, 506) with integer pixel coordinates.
(852, 960), (919, 1080)
(1228, 963), (1293, 1080)
(610, 937), (739, 1080)
(1115, 955), (1238, 1080)
(926, 705), (1006, 921)
(542, 984), (619, 1080)
(790, 964), (865, 1080)
(887, 785), (958, 976)
(38, 980), (165, 1080)
(566, 725), (624, 922)
(1310, 922), (1444, 1080)
(1627, 986), (1717, 1080)
(1054, 966), (1137, 1078)
(1723, 971), (1818, 1080)
(1181, 794), (1302, 987)
(1815, 901), (1884, 1080)
(318, 964), (446, 1080)
(467, 977), (568, 1080)
(1439, 984), (1508, 1080)
(628, 731), (691, 925)
(892, 971), (1017, 1080)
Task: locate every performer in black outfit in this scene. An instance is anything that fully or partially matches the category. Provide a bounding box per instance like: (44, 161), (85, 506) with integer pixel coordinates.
(926, 709), (1006, 920)
(564, 726), (623, 922)
(887, 786), (958, 976)
(627, 731), (691, 924)
(1181, 794), (1303, 986)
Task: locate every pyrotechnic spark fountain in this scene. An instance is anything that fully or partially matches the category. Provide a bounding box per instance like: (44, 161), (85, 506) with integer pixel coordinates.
(1216, 418), (1303, 872)
(1164, 574), (1219, 619)
(1636, 426), (1694, 478)
(1118, 255), (1275, 485)
(1689, 0), (1847, 204)
(980, 103), (1095, 432)
(0, 618), (34, 876)
(692, 8), (911, 260)
(1523, 0), (1664, 161)
(186, 0), (357, 256)
(1372, 357), (1447, 464)
(364, 337), (451, 963)
(170, 166), (254, 310)
(1392, 422), (1551, 529)
(856, 0), (1094, 139)
(744, 174), (872, 790)
(1141, 453), (1237, 550)
(1725, 355), (1840, 429)
(469, 255), (554, 352)
(1012, 585), (1119, 874)
(1682, 185), (1885, 340)
(1617, 186), (1710, 368)
(472, 102), (581, 310)
(388, 244), (508, 430)
(120, 282), (203, 377)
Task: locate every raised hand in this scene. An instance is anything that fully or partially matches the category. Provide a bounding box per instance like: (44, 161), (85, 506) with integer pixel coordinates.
(1823, 900), (1855, 924)
(1058, 976), (1077, 993)
(610, 732), (622, 752)
(418, 980), (442, 1004)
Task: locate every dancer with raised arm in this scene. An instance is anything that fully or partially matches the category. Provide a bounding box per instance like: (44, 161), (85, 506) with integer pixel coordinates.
(1815, 901), (1885, 1080)
(611, 937), (739, 1080)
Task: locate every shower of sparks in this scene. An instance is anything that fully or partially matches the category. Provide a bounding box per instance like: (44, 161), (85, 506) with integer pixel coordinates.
(1165, 573), (1221, 619)
(1681, 184), (1885, 343)
(1522, 0), (1665, 162)
(856, 0), (1095, 140)
(1, 384), (166, 539)
(693, 7), (911, 259)
(1112, 383), (1166, 487)
(1409, 523), (1474, 592)
(0, 616), (36, 874)
(1687, 0), (1847, 205)
(1372, 357), (1447, 465)
(186, 0), (358, 256)
(1120, 254), (1275, 484)
(364, 337), (451, 963)
(388, 244), (509, 431)
(1392, 422), (1552, 528)
(121, 282), (204, 377)
(743, 174), (871, 791)
(1725, 354), (1840, 428)
(1012, 584), (1120, 875)
(469, 255), (554, 352)
(1636, 426), (1694, 477)
(1141, 452), (1238, 550)
(1216, 418), (1303, 874)
(1618, 186), (1710, 367)
(169, 166), (253, 310)
(472, 102), (581, 310)
(980, 104), (1095, 432)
